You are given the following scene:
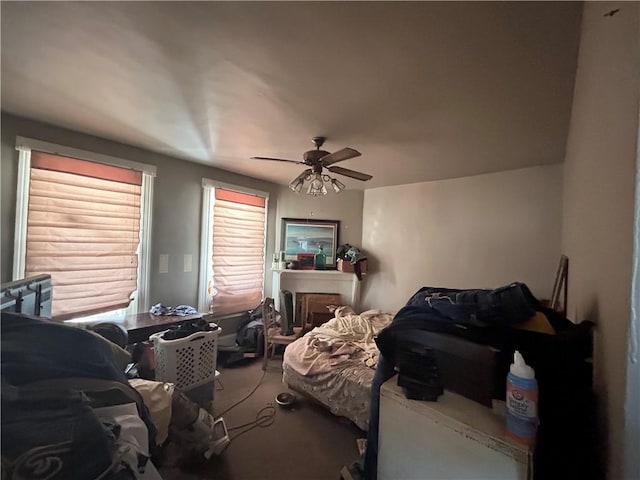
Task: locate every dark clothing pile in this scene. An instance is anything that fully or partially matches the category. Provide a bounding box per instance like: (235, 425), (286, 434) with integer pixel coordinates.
(161, 318), (219, 340)
(387, 282), (538, 328)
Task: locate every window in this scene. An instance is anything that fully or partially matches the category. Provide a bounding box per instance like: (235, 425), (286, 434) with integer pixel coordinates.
(13, 137), (155, 320)
(199, 179), (268, 317)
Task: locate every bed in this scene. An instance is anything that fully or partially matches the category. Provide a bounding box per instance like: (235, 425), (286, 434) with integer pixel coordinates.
(281, 306), (394, 430)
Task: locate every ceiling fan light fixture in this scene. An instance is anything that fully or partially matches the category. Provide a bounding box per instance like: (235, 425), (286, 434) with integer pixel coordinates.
(307, 173), (327, 196)
(289, 168), (312, 193)
(289, 178), (304, 193)
(330, 178), (345, 193)
(288, 170), (347, 196)
(252, 136), (371, 195)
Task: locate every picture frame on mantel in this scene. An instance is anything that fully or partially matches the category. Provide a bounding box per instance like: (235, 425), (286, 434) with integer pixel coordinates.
(281, 218), (340, 269)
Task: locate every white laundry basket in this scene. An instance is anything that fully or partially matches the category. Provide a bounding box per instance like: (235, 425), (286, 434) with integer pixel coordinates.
(150, 325), (220, 392)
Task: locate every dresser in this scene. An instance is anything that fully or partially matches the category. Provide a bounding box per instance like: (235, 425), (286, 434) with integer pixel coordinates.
(377, 375), (533, 480)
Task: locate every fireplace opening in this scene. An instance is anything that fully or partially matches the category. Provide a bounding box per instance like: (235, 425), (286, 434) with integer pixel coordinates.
(294, 292), (342, 329)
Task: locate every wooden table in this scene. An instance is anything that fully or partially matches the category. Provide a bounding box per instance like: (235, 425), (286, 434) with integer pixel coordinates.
(65, 312), (205, 344)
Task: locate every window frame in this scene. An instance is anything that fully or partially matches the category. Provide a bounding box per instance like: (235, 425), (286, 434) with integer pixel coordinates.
(13, 136), (155, 319)
(198, 178), (269, 315)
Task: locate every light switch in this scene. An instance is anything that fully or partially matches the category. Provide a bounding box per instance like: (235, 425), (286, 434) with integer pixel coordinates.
(159, 254), (169, 273)
(184, 254), (193, 273)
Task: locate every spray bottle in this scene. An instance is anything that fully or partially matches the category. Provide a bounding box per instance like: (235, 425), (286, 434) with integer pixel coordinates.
(505, 350), (539, 445)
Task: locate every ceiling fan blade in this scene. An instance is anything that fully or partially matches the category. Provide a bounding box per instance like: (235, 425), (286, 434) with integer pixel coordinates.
(319, 147), (361, 166)
(250, 156), (306, 165)
(327, 165), (372, 181)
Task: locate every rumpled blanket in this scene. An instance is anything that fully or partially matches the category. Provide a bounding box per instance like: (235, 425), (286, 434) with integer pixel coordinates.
(284, 307), (394, 376)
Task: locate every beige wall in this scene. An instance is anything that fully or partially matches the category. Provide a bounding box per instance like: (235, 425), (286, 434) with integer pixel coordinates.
(274, 186), (364, 259)
(560, 3), (639, 478)
(0, 113), (280, 309)
(360, 164), (563, 312)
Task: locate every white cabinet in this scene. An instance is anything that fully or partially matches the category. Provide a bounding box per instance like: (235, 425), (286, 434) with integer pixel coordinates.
(378, 375), (533, 480)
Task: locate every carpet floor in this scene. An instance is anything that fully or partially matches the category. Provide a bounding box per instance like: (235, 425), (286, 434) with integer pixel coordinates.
(159, 356), (365, 480)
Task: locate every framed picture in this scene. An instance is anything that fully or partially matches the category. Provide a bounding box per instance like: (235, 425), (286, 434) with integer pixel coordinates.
(281, 218), (340, 269)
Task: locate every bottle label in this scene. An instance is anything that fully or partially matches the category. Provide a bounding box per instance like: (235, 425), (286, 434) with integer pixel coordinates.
(506, 411), (537, 444)
(506, 383), (537, 419)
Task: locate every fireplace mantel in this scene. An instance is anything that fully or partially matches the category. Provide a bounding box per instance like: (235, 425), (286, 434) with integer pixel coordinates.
(271, 269), (361, 316)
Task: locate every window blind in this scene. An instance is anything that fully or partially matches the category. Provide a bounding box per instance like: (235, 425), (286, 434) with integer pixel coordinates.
(26, 151), (142, 320)
(211, 188), (266, 316)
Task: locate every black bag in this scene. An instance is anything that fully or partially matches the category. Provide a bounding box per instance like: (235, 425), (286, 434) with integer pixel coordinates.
(235, 303), (265, 352)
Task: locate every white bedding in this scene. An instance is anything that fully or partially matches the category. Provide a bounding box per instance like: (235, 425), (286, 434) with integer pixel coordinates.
(282, 306), (394, 430)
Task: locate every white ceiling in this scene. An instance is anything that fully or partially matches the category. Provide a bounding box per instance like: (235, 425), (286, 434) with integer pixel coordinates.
(1, 2), (582, 190)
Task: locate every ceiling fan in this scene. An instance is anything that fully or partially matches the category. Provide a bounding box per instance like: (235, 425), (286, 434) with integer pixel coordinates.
(251, 137), (372, 194)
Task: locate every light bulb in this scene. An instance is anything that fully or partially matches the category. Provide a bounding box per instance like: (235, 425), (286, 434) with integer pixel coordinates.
(289, 178), (303, 192)
(289, 169), (313, 194)
(330, 178), (345, 193)
(306, 172), (327, 195)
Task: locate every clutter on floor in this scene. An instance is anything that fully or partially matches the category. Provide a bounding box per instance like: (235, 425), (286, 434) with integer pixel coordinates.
(1, 311), (161, 479)
(0, 309), (235, 479)
(275, 391), (296, 408)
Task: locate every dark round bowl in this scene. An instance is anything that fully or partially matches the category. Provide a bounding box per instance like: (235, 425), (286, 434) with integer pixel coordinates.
(275, 392), (296, 407)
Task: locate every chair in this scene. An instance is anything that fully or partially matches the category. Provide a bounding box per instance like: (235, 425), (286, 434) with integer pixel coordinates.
(262, 297), (302, 370)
